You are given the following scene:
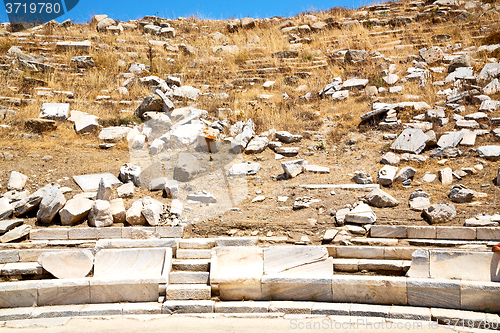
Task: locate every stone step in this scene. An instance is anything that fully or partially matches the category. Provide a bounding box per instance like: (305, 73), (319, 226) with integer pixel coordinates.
(172, 259), (210, 272)
(331, 258), (411, 273)
(408, 239), (496, 247)
(178, 239), (216, 250)
(166, 284), (211, 300)
(169, 271), (210, 284)
(1, 262), (44, 276)
(176, 249), (212, 259)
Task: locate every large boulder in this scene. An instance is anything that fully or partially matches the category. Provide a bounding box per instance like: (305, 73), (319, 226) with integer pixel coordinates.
(88, 200), (113, 227)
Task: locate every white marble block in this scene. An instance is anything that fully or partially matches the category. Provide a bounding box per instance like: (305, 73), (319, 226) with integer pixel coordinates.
(37, 278), (90, 306)
(210, 246), (263, 301)
(331, 275), (407, 305)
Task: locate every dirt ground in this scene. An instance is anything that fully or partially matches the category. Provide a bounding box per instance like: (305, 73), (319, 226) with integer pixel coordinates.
(2, 117), (499, 245)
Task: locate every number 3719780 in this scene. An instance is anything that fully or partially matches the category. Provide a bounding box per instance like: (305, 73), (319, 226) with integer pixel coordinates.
(5, 2), (61, 14)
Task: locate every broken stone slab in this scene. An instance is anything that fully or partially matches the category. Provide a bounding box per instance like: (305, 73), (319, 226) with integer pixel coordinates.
(228, 162), (261, 176)
(275, 131), (302, 143)
(38, 249), (93, 279)
(117, 182), (134, 198)
(98, 127), (132, 142)
(342, 78), (369, 89)
(391, 128), (430, 154)
(36, 186), (66, 224)
(422, 204), (456, 224)
(305, 165), (329, 173)
(300, 184), (379, 191)
(245, 137), (269, 154)
(478, 63), (500, 81)
(274, 147), (299, 156)
(459, 129), (476, 146)
(477, 146), (500, 161)
(430, 147), (462, 159)
(7, 171), (27, 191)
(419, 46), (444, 64)
(377, 165), (398, 186)
(364, 188), (399, 207)
(88, 200), (113, 228)
(13, 184), (51, 217)
(437, 131), (464, 148)
(74, 115), (99, 134)
(0, 219), (23, 234)
(0, 197), (13, 220)
(73, 173), (122, 192)
(345, 203), (376, 224)
(187, 192), (216, 204)
(479, 100), (500, 112)
(0, 225), (31, 243)
(58, 197), (93, 226)
(282, 159), (306, 178)
(39, 103), (70, 121)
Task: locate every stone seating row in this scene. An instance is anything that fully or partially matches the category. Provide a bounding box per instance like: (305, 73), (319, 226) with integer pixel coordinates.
(0, 246), (173, 308)
(210, 245), (500, 312)
(370, 225), (500, 240)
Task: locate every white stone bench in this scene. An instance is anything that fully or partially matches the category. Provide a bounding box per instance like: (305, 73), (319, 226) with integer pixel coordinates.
(0, 246), (173, 308)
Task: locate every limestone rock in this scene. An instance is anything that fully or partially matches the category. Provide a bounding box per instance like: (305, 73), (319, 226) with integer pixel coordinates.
(245, 137), (269, 154)
(96, 178), (112, 201)
(377, 165), (398, 186)
(345, 203), (377, 224)
(59, 197), (93, 226)
(126, 199), (147, 225)
(110, 198), (126, 223)
(282, 159), (306, 178)
(438, 168), (453, 186)
(394, 166), (417, 183)
(419, 46), (444, 64)
(422, 204), (456, 224)
(380, 152), (400, 165)
(7, 171), (27, 191)
(352, 171), (373, 184)
(141, 197), (163, 226)
(134, 94), (163, 119)
(88, 200), (113, 227)
(448, 185), (475, 203)
(36, 186), (66, 224)
(228, 162), (261, 176)
(117, 182), (134, 198)
(365, 188), (399, 207)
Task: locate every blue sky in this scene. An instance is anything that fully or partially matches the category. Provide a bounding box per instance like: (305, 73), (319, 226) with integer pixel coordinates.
(0, 0), (380, 24)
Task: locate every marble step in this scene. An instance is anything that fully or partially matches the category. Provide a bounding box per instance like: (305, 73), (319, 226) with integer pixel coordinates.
(331, 259), (411, 273)
(176, 249), (212, 259)
(169, 271), (210, 284)
(172, 259), (210, 272)
(166, 284), (211, 300)
(178, 239), (216, 250)
(1, 262), (44, 276)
